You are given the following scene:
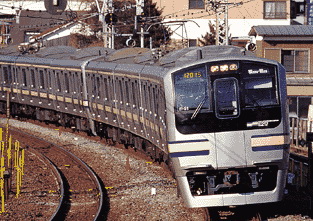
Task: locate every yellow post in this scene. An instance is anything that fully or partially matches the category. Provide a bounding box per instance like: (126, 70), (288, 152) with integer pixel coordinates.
(0, 128), (2, 141)
(21, 149), (25, 176)
(0, 157), (5, 212)
(0, 178), (4, 213)
(0, 142), (3, 158)
(16, 169), (20, 198)
(7, 136), (12, 168)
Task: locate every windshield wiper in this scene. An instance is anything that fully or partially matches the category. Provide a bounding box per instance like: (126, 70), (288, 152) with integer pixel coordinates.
(191, 96), (208, 120)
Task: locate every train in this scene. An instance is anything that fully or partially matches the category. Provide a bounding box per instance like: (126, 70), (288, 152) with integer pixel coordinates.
(0, 45), (290, 209)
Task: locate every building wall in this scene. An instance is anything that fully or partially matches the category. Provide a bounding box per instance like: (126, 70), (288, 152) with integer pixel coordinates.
(255, 39), (313, 96)
(155, 0), (290, 40)
(155, 0), (290, 20)
(258, 40), (313, 74)
(165, 18), (290, 40)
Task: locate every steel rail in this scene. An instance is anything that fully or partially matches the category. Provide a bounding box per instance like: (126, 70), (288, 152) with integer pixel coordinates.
(7, 126), (105, 221)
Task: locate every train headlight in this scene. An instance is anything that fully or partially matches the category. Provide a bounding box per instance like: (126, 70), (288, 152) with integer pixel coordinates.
(220, 64), (229, 72)
(229, 64), (238, 71)
(210, 65), (219, 72)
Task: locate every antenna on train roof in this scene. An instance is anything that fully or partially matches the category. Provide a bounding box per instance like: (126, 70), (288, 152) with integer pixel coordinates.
(197, 49), (203, 60)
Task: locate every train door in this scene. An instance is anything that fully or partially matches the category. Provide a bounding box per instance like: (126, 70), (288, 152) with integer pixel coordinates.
(12, 66), (22, 102)
(213, 77), (247, 168)
(29, 68), (40, 104)
(20, 67), (29, 102)
(123, 78), (131, 130)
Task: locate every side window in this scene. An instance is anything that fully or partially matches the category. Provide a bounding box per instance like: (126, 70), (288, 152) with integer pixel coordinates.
(73, 72), (78, 94)
(148, 85), (153, 112)
(64, 72), (70, 93)
(103, 77), (109, 101)
(132, 81), (138, 109)
(119, 79), (124, 103)
(56, 71), (62, 92)
(3, 66), (12, 85)
(48, 70), (53, 90)
(22, 68), (27, 87)
(152, 86), (157, 115)
(96, 76), (100, 98)
(39, 69), (45, 89)
(142, 83), (147, 110)
(125, 80), (130, 105)
(30, 69), (36, 88)
(13, 66), (18, 85)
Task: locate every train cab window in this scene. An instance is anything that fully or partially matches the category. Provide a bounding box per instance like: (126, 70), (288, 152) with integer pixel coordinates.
(173, 61), (281, 134)
(214, 78), (239, 119)
(242, 63), (279, 107)
(174, 65), (209, 113)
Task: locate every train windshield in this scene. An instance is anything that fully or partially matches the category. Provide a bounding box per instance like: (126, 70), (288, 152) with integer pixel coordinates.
(173, 61), (281, 134)
(174, 65), (210, 113)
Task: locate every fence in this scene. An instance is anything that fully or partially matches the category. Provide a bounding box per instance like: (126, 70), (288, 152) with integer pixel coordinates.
(0, 127), (25, 213)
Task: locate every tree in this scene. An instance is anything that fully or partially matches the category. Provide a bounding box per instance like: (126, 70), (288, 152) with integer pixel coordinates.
(198, 21), (231, 46)
(198, 21), (216, 46)
(70, 0), (171, 49)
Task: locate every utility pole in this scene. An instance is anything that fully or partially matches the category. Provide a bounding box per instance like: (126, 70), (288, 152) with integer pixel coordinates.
(136, 0), (147, 48)
(98, 0), (114, 49)
(208, 0), (242, 45)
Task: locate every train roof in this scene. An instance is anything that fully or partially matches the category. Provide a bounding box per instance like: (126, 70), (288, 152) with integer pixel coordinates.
(0, 45), (254, 68)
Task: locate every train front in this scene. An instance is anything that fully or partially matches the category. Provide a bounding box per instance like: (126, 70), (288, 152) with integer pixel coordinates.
(164, 56), (290, 208)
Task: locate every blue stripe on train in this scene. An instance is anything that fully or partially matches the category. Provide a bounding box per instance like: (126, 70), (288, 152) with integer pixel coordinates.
(252, 144), (289, 151)
(170, 150), (210, 158)
(168, 139), (209, 144)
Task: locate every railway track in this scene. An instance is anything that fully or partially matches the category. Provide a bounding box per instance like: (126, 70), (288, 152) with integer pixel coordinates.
(6, 126), (106, 221)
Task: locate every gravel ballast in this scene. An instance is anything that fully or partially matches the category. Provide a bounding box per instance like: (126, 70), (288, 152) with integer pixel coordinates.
(0, 117), (312, 220)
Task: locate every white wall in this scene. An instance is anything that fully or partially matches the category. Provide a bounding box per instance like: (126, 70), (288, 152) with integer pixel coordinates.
(164, 18), (291, 40)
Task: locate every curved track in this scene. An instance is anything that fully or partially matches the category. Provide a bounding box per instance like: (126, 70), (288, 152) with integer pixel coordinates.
(7, 126), (105, 221)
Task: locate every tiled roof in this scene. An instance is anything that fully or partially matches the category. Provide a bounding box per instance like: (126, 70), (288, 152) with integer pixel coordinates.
(249, 25), (313, 36)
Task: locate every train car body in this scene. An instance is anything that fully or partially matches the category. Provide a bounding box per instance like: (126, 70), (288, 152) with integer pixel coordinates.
(163, 46), (290, 208)
(0, 45), (289, 209)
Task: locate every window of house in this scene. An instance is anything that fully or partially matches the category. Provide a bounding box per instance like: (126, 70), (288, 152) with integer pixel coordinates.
(189, 0), (204, 9)
(264, 1), (287, 19)
(281, 49), (309, 73)
(188, 39), (197, 47)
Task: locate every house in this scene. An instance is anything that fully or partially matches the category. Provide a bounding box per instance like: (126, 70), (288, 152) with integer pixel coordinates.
(0, 0), (90, 46)
(154, 0), (291, 46)
(248, 25), (313, 137)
